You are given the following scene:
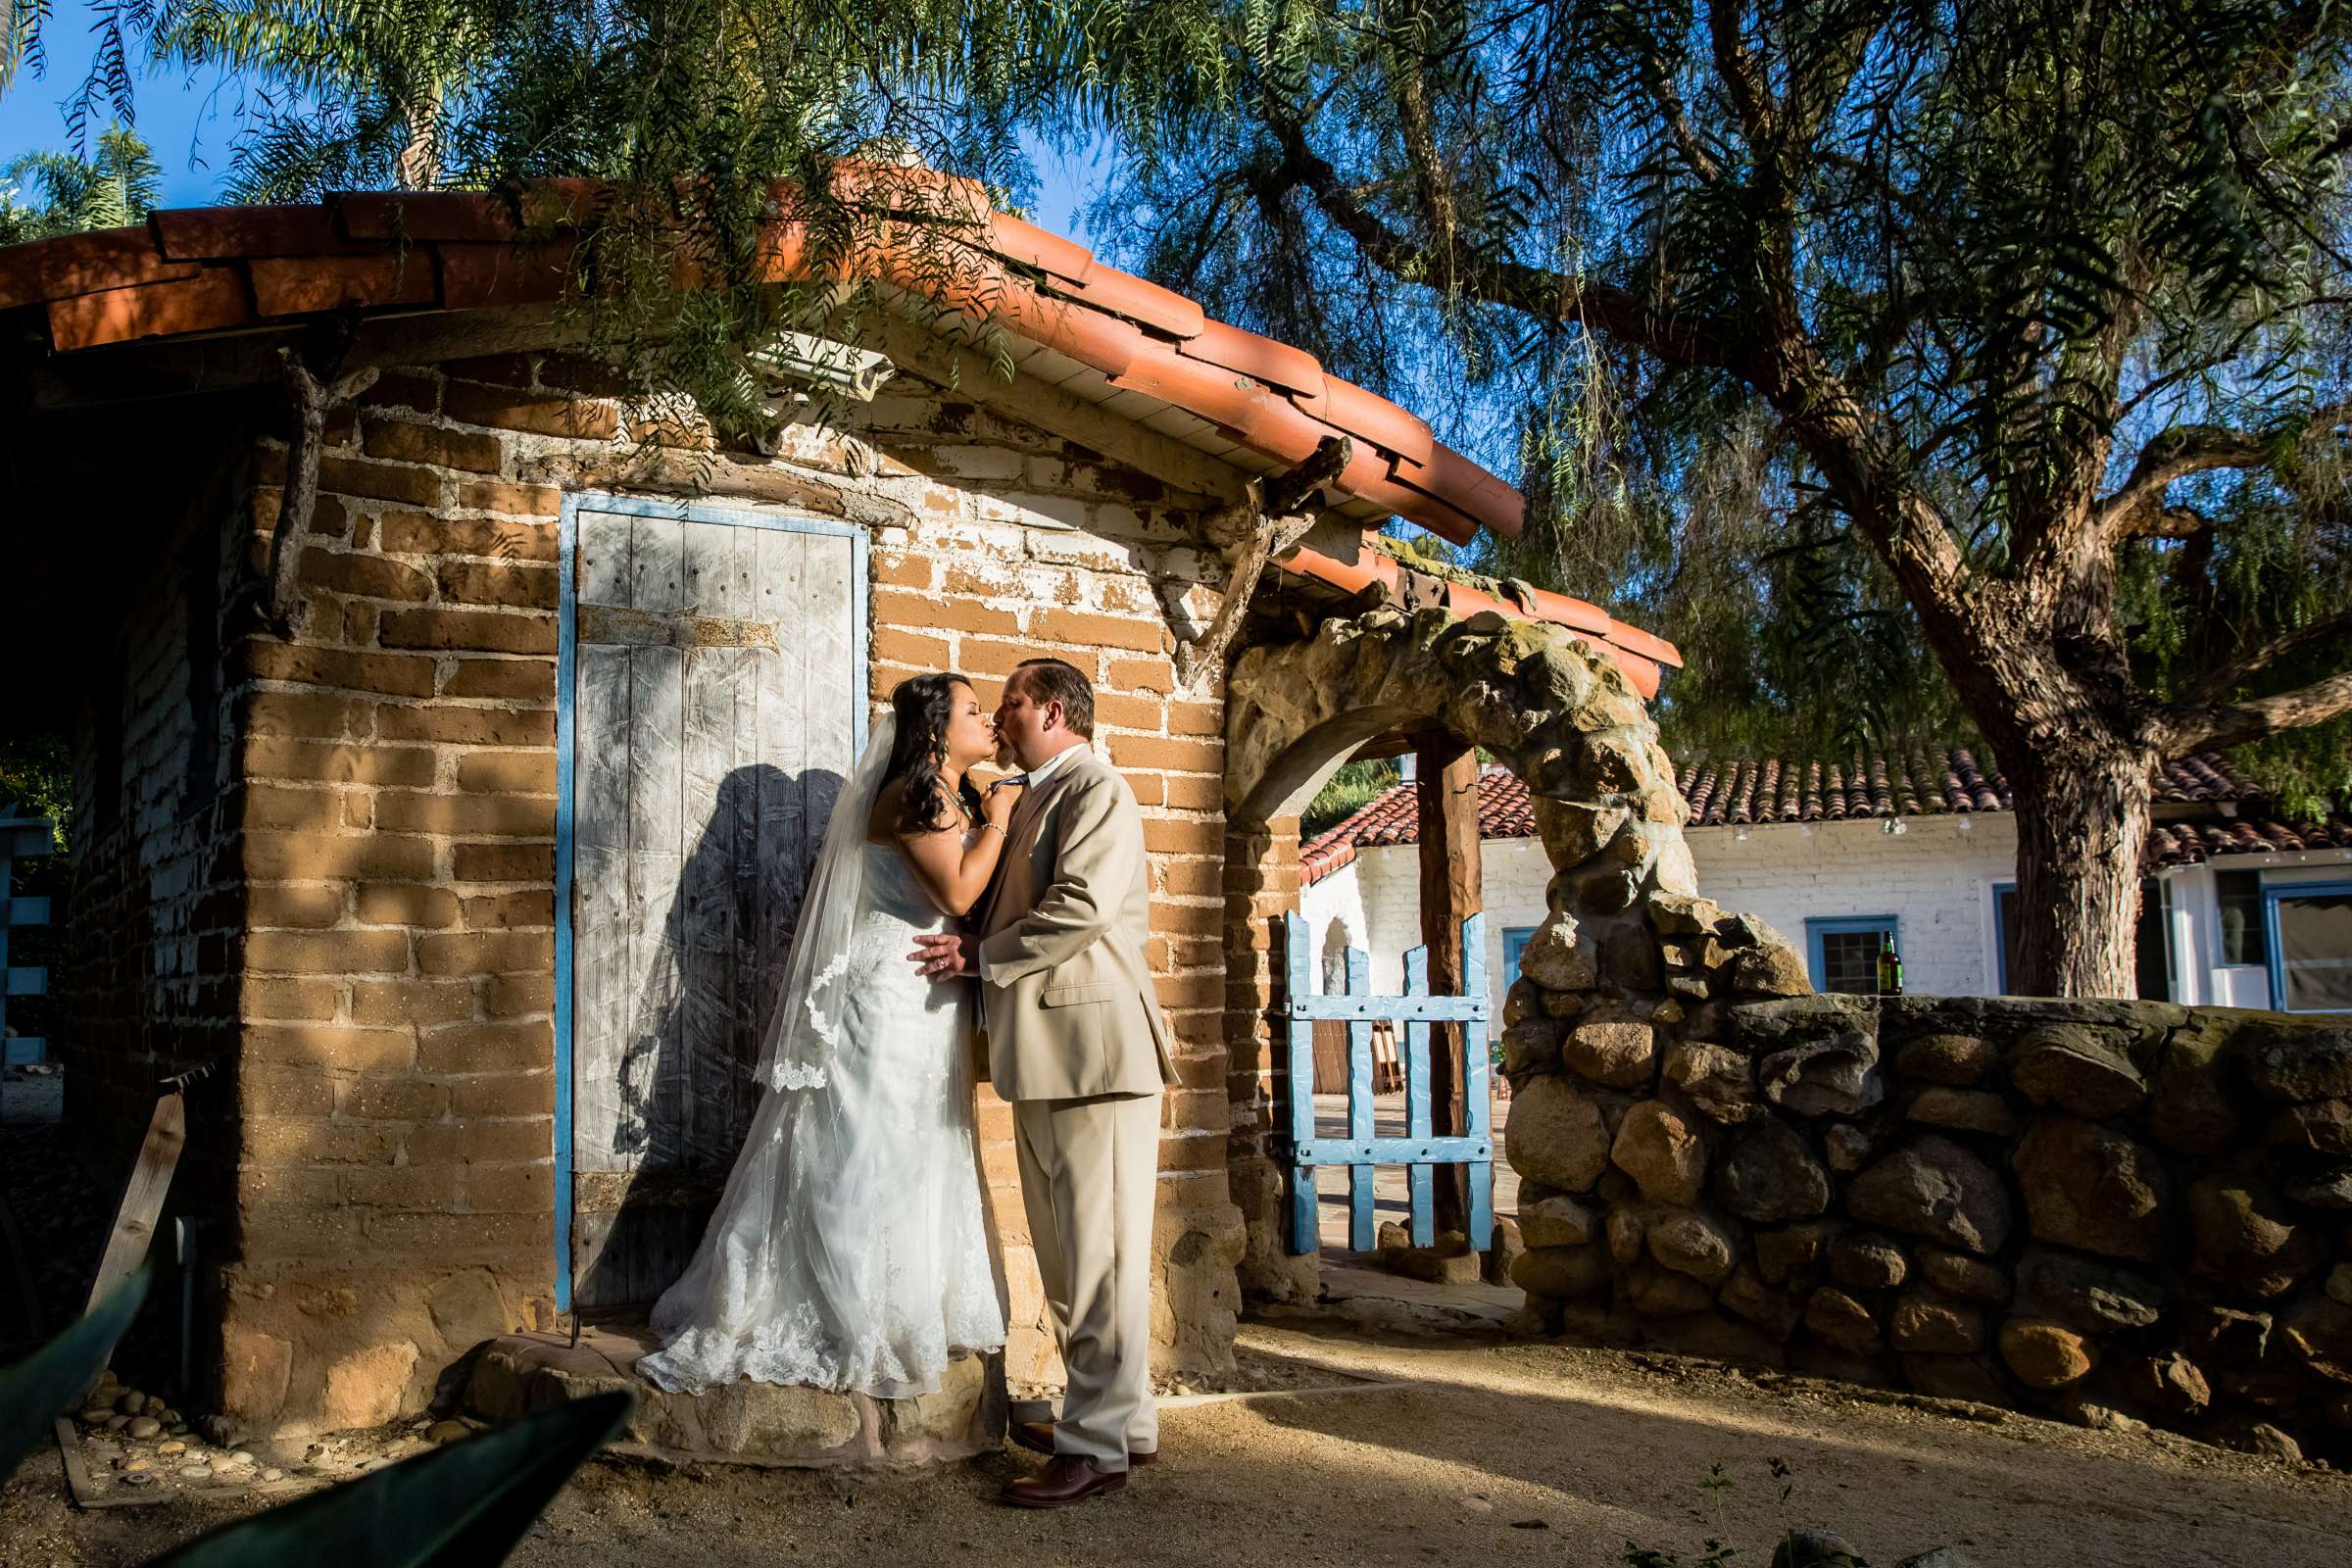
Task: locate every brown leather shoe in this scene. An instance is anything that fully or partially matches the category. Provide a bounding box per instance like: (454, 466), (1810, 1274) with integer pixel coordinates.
(1001, 1454), (1127, 1508)
(1011, 1419), (1158, 1465)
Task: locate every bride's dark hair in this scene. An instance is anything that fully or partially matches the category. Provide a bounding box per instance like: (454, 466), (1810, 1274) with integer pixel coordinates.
(884, 672), (986, 835)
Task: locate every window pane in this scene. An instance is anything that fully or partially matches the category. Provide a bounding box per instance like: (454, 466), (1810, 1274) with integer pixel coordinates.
(2278, 890), (2352, 1011)
(1504, 928), (1534, 986)
(2135, 876), (2171, 1003)
(1997, 887), (2022, 994)
(2218, 869), (2268, 966)
(1821, 928), (1886, 994)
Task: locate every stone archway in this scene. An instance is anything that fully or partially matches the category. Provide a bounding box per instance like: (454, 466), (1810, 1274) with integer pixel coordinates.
(1218, 605), (1811, 1301)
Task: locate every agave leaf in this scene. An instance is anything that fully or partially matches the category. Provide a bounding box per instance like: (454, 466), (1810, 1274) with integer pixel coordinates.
(152, 1390), (631, 1568)
(0, 1263), (149, 1486)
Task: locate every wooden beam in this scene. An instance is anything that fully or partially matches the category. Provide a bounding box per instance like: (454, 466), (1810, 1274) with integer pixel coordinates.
(1348, 732), (1417, 762)
(1414, 730), (1480, 1239)
(872, 317), (1247, 509)
(85, 1091), (187, 1320)
(1172, 436), (1352, 692)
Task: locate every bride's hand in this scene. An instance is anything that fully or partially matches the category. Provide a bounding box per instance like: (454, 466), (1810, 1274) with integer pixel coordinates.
(979, 778), (1022, 829)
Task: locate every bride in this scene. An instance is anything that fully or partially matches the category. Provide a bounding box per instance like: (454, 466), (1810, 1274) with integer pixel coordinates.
(637, 672), (1016, 1398)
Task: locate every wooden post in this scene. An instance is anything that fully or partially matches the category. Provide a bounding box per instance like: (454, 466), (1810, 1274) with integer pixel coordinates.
(1414, 730), (1479, 1238)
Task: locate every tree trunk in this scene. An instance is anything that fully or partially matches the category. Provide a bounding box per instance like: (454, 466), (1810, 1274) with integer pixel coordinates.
(396, 82), (445, 190)
(1414, 732), (1478, 1237)
(2002, 734), (2154, 998)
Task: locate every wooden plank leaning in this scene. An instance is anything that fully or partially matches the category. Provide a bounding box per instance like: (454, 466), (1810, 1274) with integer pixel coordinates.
(84, 1084), (189, 1319)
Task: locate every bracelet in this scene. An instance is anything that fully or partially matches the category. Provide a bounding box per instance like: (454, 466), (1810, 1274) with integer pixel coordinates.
(981, 821), (1006, 836)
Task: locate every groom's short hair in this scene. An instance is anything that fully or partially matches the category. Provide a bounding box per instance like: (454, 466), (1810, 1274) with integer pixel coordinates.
(1012, 658), (1094, 739)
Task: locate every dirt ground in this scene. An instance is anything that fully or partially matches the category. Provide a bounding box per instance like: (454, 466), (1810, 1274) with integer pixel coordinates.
(8, 1318), (2352, 1568)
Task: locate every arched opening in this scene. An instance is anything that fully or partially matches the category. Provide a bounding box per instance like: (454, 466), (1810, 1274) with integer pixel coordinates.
(1220, 605), (1704, 1301)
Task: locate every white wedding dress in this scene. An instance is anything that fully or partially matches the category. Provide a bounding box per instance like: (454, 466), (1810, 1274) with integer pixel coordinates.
(637, 719), (1005, 1399)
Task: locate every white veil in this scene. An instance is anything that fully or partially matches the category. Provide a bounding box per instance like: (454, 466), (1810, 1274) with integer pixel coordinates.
(753, 711), (896, 1092)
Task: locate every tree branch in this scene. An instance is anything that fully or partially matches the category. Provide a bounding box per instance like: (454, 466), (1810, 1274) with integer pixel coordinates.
(2112, 503), (2212, 540)
(1636, 46), (1720, 182)
(2172, 603), (2352, 712)
(1705, 0), (1775, 146)
(1257, 106), (1730, 368)
(2162, 663), (2352, 754)
(1389, 13), (1463, 271)
(2096, 401), (2352, 539)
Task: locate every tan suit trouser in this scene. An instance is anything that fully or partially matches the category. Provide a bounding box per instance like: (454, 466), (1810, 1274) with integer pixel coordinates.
(1012, 1090), (1160, 1469)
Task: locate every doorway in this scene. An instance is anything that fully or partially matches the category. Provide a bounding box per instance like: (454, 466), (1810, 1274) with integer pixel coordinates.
(554, 495), (868, 1312)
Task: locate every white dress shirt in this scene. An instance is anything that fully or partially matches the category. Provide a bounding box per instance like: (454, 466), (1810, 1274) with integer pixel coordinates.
(976, 743), (1090, 979)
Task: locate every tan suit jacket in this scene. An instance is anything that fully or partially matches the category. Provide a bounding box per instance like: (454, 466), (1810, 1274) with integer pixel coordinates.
(978, 747), (1176, 1102)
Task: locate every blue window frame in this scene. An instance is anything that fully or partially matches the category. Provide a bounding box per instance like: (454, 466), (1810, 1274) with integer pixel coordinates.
(2264, 881), (2352, 1013)
(1992, 882), (2018, 994)
(1502, 926), (1536, 986)
(1806, 914), (1897, 994)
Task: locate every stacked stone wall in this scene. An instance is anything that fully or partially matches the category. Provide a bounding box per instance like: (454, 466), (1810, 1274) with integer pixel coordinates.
(1505, 911), (2352, 1461)
(1221, 606), (2352, 1465)
(207, 348), (1242, 1434)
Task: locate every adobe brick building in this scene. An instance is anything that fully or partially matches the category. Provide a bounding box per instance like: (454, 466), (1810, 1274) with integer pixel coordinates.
(0, 180), (1675, 1440)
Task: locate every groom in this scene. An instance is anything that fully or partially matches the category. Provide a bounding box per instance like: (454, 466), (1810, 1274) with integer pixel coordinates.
(911, 657), (1176, 1508)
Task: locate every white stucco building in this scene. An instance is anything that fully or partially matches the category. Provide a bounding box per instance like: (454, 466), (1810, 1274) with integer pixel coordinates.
(1298, 748), (2352, 1015)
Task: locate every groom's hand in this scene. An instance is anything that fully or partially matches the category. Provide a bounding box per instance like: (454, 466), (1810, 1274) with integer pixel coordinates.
(910, 931), (977, 980)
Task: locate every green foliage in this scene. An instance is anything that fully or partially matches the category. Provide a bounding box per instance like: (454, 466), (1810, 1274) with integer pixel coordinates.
(1067, 0), (2352, 802)
(0, 1266), (147, 1485)
(1620, 1458), (1866, 1568)
(1302, 758), (1400, 837)
(35, 1), (1194, 446)
(0, 733), (72, 842)
(0, 122), (160, 243)
(145, 2), (494, 191)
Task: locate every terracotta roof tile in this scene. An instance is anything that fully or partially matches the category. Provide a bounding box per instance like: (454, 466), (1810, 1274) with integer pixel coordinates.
(1299, 746), (2349, 883)
(0, 176), (1534, 540)
(46, 267), (254, 351)
(0, 225), (201, 310)
(0, 174), (1696, 683)
(1301, 766), (1536, 882)
(152, 204), (367, 260)
(250, 252), (436, 316)
(2146, 813), (2352, 866)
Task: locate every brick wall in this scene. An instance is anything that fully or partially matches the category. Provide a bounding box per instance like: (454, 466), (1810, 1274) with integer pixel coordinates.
(216, 359), (564, 1436)
(204, 350), (1243, 1434)
(1220, 818), (1318, 1301)
(58, 453), (245, 1198)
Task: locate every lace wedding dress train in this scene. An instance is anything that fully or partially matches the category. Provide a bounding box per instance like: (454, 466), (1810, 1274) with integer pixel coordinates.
(637, 726), (1005, 1400)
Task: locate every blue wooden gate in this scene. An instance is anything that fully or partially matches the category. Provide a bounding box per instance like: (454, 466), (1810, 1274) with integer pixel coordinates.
(1279, 910), (1494, 1254)
(1, 807), (55, 1067)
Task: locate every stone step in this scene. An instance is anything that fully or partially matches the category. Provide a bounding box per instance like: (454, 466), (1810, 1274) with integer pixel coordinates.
(463, 1322), (1004, 1468)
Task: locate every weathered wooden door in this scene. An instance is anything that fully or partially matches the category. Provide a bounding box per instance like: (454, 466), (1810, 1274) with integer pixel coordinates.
(557, 497), (865, 1311)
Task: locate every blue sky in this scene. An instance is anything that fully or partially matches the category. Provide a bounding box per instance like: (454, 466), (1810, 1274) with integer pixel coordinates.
(1, 4), (1102, 236)
(1, 5), (241, 206)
